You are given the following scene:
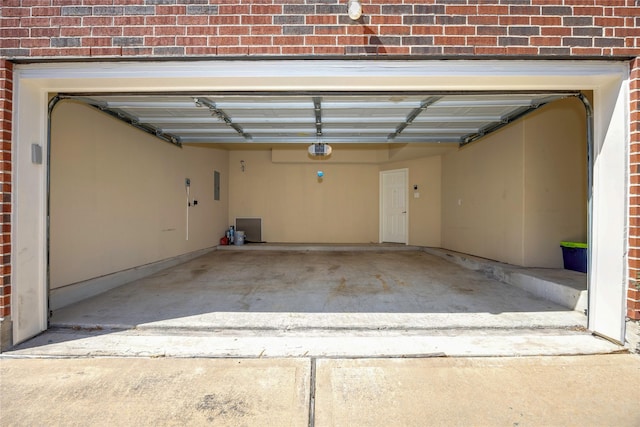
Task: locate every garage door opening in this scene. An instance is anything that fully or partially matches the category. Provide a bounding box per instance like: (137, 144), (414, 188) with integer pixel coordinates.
(35, 90), (591, 355)
(10, 60), (629, 353)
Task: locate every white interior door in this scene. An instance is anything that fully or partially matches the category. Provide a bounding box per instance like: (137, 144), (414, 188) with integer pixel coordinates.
(380, 169), (408, 244)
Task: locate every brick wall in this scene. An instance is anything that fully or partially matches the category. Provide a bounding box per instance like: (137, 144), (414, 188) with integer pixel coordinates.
(1, 0), (640, 325)
(1, 1), (640, 57)
(0, 59), (12, 322)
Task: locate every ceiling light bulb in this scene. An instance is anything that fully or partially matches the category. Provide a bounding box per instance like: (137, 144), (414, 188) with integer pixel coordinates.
(348, 0), (362, 20)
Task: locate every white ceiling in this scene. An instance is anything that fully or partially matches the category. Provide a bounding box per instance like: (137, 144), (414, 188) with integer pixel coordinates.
(64, 92), (575, 146)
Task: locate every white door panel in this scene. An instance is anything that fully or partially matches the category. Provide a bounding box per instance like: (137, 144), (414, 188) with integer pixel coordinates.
(381, 169), (408, 244)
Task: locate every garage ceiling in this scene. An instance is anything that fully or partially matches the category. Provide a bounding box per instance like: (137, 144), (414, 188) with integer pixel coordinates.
(61, 92), (577, 147)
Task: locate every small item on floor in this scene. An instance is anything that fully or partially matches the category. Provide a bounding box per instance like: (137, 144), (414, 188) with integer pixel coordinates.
(220, 236), (229, 246)
(235, 231), (245, 245)
(560, 241), (587, 273)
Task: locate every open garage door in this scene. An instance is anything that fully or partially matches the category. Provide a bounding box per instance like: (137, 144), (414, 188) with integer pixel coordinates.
(11, 60), (628, 347)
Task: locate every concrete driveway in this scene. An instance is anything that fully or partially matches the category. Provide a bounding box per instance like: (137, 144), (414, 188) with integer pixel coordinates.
(2, 354), (639, 426)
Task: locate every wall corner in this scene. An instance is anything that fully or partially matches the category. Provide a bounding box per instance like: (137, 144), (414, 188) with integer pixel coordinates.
(0, 316), (13, 352)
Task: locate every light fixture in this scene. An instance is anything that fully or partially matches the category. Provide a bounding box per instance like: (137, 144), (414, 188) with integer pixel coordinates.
(308, 143), (332, 157)
(240, 160), (245, 172)
(347, 0), (362, 20)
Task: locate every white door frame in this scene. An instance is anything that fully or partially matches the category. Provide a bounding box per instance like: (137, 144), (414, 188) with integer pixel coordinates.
(379, 168), (409, 244)
(11, 59), (630, 344)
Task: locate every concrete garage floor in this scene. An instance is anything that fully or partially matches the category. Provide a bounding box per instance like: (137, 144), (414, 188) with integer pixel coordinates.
(9, 247), (623, 357)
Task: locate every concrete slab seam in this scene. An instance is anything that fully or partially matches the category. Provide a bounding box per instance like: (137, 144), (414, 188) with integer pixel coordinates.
(308, 357), (316, 427)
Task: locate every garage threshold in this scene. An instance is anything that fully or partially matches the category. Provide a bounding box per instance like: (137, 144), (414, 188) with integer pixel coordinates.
(6, 247), (621, 358)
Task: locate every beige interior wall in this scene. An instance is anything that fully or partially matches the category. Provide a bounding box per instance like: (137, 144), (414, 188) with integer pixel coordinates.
(228, 148), (379, 243)
(380, 156), (442, 247)
(50, 101), (229, 288)
(442, 98), (587, 267)
(51, 98), (585, 280)
(523, 97), (587, 267)
(442, 123), (526, 265)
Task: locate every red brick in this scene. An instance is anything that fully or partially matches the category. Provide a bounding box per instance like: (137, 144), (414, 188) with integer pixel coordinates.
(20, 17), (51, 27)
(445, 5), (478, 15)
(571, 47), (604, 55)
(382, 46), (410, 55)
(574, 6), (605, 16)
(251, 4), (282, 15)
(306, 15), (337, 25)
(177, 15), (208, 26)
(251, 26), (283, 36)
(240, 36), (273, 46)
(61, 27), (91, 37)
(281, 46), (314, 55)
(0, 284), (11, 297)
(89, 47), (122, 56)
(155, 5), (186, 15)
(144, 16), (176, 26)
(412, 26), (444, 36)
(218, 5), (249, 15)
(21, 38), (51, 48)
(115, 16), (145, 26)
(209, 15), (241, 26)
(313, 46), (345, 55)
(305, 36), (338, 45)
(273, 36), (305, 46)
(468, 15), (499, 25)
(248, 46), (281, 55)
(83, 37), (112, 47)
(378, 25), (411, 35)
(241, 15), (272, 25)
(155, 26), (186, 36)
(531, 16), (562, 26)
(124, 26), (153, 37)
(370, 15), (402, 25)
(479, 5), (509, 15)
(93, 26), (123, 36)
(51, 16), (81, 26)
(185, 46), (218, 55)
(175, 36), (206, 46)
(121, 47), (152, 56)
(445, 26), (476, 36)
(144, 36), (175, 46)
(467, 36), (498, 46)
(209, 36), (239, 46)
(82, 17), (114, 26)
(216, 46), (250, 55)
(500, 16), (531, 26)
(31, 6), (61, 16)
(615, 7), (640, 17)
(218, 26), (250, 36)
(1, 7), (30, 17)
(627, 309), (640, 320)
(1, 28), (29, 38)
